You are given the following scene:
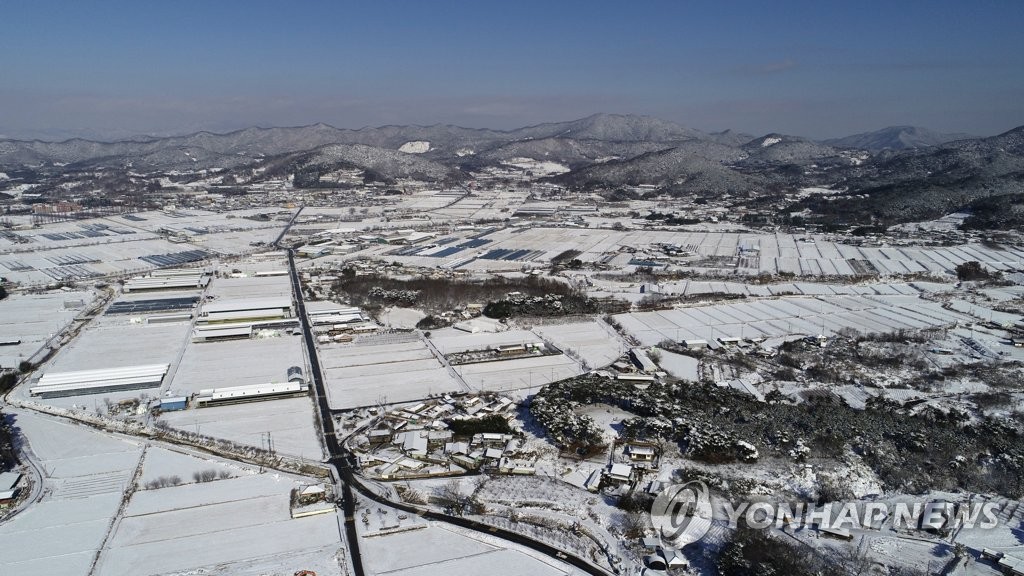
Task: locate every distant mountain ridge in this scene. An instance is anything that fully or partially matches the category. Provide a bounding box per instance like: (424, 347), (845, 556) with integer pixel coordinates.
(2, 115), (1022, 230)
(824, 126), (975, 150)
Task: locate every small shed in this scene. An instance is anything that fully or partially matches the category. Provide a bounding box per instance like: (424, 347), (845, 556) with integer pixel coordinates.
(158, 396), (188, 412)
(0, 471), (22, 503)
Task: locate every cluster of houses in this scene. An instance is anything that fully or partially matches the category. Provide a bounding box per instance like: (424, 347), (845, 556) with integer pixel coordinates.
(353, 393), (537, 480)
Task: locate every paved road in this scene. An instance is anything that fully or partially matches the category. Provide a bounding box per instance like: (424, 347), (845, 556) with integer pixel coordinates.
(286, 249), (366, 576)
(286, 249), (614, 576)
(273, 205), (304, 249)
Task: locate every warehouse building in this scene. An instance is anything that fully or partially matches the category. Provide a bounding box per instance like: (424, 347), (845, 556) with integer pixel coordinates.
(30, 364), (169, 398)
(198, 297), (294, 324)
(194, 380), (308, 407)
(123, 270), (210, 292)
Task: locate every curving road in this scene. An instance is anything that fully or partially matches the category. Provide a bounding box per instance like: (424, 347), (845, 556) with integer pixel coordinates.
(285, 249), (614, 576)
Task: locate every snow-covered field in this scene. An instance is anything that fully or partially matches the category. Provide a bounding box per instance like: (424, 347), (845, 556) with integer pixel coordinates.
(319, 336), (462, 409)
(12, 315), (192, 409)
(654, 349), (700, 380)
(456, 354), (581, 392)
(97, 450), (343, 575)
(614, 294), (970, 346)
(169, 334), (305, 395)
(0, 289), (96, 370)
(428, 329), (540, 355)
(379, 306), (427, 328)
(159, 396), (323, 459)
(531, 320), (626, 369)
(371, 227), (1024, 277)
(0, 410), (143, 576)
(2, 408), (341, 576)
(0, 210), (293, 285)
(359, 520), (583, 576)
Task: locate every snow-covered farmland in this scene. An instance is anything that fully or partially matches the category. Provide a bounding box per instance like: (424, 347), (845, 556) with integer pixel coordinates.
(0, 410), (143, 576)
(501, 158), (571, 176)
(96, 451), (343, 575)
(359, 521), (583, 576)
(12, 315), (192, 409)
(0, 289), (96, 370)
(614, 294), (971, 346)
(319, 334), (462, 409)
(374, 226), (1024, 277)
(169, 334), (305, 396)
(531, 320), (627, 369)
(455, 354), (581, 392)
(159, 396), (323, 460)
(428, 328), (541, 355)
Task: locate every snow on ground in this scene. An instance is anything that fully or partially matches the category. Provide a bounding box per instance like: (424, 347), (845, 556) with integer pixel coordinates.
(398, 140), (430, 153)
(98, 456), (343, 576)
(501, 157), (571, 176)
(531, 320), (626, 369)
(457, 354), (582, 392)
(655, 348), (700, 380)
(0, 289), (96, 370)
(0, 410), (143, 576)
(614, 294), (969, 347)
(379, 306), (426, 329)
(13, 315), (192, 410)
(358, 515), (583, 576)
(429, 329), (540, 355)
(159, 396), (323, 460)
(137, 446), (245, 485)
(575, 403), (636, 441)
(320, 334), (461, 409)
(168, 333), (305, 396)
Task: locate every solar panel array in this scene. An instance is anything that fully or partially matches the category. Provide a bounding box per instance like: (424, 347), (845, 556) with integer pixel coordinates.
(479, 248), (544, 261)
(138, 250), (211, 266)
(106, 296), (200, 315)
(459, 238), (491, 249)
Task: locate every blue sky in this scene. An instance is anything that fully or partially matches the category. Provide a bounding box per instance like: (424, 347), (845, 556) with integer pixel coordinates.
(2, 0), (1022, 140)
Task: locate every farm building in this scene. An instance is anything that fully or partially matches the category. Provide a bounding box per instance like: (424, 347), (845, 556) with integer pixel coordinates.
(30, 364), (169, 398)
(629, 348), (657, 372)
(123, 271), (210, 292)
(194, 381), (308, 407)
(199, 297), (294, 323)
(157, 396), (188, 411)
(616, 373), (656, 383)
(496, 344), (527, 356)
(0, 471), (22, 504)
(106, 296), (200, 316)
(191, 325), (253, 343)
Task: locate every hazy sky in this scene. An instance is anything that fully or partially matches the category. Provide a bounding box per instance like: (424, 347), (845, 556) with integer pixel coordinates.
(2, 1), (1023, 140)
